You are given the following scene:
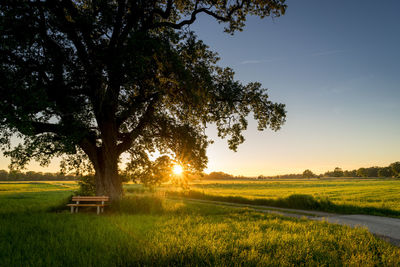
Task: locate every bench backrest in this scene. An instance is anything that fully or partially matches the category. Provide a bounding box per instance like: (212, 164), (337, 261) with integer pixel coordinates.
(72, 196), (109, 202)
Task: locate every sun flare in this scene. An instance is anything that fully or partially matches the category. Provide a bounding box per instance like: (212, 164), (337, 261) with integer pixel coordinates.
(172, 164), (183, 175)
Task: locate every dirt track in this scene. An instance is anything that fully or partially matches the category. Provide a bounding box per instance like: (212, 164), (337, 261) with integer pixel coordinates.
(315, 215), (400, 246)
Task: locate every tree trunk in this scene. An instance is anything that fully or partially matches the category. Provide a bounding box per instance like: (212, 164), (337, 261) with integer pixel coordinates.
(94, 150), (123, 201)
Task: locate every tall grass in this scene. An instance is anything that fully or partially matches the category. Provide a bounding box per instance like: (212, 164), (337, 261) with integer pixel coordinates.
(0, 182), (400, 266)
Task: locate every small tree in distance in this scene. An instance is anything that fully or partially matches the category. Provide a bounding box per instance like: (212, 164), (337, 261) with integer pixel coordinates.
(332, 167), (344, 177)
(391, 162), (400, 178)
(302, 169), (316, 178)
(378, 167), (393, 178)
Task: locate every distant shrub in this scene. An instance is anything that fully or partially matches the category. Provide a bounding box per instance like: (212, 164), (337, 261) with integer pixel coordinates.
(302, 169), (316, 178)
(280, 194), (322, 209)
(75, 175), (96, 196)
(204, 171), (235, 180)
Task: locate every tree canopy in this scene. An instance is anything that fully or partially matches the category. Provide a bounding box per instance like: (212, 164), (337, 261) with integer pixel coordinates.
(0, 0), (287, 199)
(302, 169), (316, 178)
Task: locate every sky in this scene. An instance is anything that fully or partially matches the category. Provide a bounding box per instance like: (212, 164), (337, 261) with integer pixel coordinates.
(193, 0), (400, 176)
(0, 0), (399, 176)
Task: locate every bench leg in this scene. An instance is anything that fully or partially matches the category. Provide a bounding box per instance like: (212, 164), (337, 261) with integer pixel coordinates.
(101, 207), (104, 213)
(75, 207), (78, 213)
(97, 206), (100, 215)
(70, 206), (74, 213)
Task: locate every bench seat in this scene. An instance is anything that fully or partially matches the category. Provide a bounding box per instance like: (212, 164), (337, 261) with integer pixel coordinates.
(67, 196), (109, 214)
(67, 204), (106, 207)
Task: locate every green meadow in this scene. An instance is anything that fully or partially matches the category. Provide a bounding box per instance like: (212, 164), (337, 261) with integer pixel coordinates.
(188, 178), (400, 208)
(162, 178), (400, 217)
(1, 181), (400, 266)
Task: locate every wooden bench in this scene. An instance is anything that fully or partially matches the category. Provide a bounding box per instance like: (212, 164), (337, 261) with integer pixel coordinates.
(67, 196), (109, 215)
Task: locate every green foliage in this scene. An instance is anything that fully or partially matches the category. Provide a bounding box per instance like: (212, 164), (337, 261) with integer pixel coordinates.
(343, 169), (357, 177)
(285, 194), (329, 209)
(202, 161), (400, 180)
(206, 171), (235, 180)
(125, 155), (173, 186)
(322, 162), (400, 178)
(75, 175), (96, 196)
(332, 167), (344, 177)
(391, 162), (400, 177)
(0, 169), (76, 181)
(302, 169), (316, 178)
(357, 167), (379, 178)
(378, 167), (393, 178)
(0, 0), (287, 197)
(59, 149), (94, 177)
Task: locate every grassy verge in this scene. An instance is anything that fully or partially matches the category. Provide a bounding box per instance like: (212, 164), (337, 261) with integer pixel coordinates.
(167, 190), (400, 217)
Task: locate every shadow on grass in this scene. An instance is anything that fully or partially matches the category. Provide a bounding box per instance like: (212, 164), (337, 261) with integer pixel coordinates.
(109, 195), (166, 214)
(47, 194), (73, 213)
(167, 190), (400, 218)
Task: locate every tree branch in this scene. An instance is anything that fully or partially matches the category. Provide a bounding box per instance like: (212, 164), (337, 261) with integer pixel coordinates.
(151, 1), (245, 30)
(59, 0), (96, 55)
(116, 92), (159, 128)
(109, 0), (127, 50)
(118, 1), (140, 48)
(151, 0), (173, 20)
(78, 135), (99, 167)
(27, 122), (62, 135)
(116, 94), (159, 155)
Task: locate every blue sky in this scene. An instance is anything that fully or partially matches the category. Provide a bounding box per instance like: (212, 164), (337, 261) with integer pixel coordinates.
(0, 0), (399, 176)
(190, 0), (400, 175)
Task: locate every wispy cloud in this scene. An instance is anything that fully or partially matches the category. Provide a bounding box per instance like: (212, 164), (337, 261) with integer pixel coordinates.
(239, 58), (282, 65)
(238, 49), (345, 65)
(311, 49), (344, 57)
(320, 74), (374, 95)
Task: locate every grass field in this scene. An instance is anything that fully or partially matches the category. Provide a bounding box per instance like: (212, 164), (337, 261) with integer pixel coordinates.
(160, 178), (400, 217)
(1, 181), (400, 266)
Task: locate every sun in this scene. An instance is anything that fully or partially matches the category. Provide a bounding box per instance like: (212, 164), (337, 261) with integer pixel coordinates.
(172, 164), (183, 175)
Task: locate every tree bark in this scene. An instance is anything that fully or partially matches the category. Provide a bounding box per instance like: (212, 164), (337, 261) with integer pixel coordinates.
(93, 148), (123, 201)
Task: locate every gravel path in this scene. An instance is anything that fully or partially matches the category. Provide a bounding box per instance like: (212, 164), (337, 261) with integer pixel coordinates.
(315, 215), (400, 246)
(174, 197), (400, 247)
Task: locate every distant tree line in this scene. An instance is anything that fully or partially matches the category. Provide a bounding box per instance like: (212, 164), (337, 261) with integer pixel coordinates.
(201, 162), (400, 180)
(322, 162), (400, 178)
(2, 161), (399, 181)
(258, 173), (307, 179)
(0, 170), (76, 181)
(202, 172), (235, 180)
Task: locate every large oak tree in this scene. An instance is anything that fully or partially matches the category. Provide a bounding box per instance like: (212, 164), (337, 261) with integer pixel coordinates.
(0, 0), (287, 199)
